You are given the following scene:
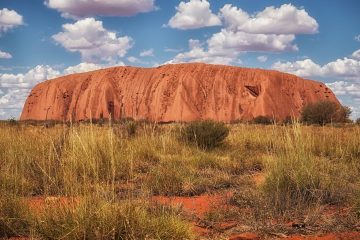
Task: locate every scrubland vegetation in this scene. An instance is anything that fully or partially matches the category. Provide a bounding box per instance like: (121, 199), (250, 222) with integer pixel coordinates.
(0, 116), (360, 239)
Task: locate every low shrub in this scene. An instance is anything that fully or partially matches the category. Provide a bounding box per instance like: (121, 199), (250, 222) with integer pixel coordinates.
(147, 154), (235, 196)
(301, 100), (351, 125)
(125, 121), (138, 137)
(180, 120), (229, 150)
(253, 116), (274, 125)
(7, 117), (17, 126)
(147, 159), (194, 196)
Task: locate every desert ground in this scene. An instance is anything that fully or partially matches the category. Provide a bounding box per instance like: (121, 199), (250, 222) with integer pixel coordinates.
(1, 120), (360, 239)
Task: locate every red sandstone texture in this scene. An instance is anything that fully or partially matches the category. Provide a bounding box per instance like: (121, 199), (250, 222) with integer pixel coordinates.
(20, 63), (340, 122)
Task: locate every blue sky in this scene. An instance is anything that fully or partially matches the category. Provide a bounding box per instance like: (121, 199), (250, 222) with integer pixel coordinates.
(0, 0), (359, 119)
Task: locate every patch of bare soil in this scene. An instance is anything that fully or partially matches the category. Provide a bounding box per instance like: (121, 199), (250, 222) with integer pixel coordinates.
(285, 232), (360, 240)
(152, 192), (232, 218)
(24, 196), (79, 211)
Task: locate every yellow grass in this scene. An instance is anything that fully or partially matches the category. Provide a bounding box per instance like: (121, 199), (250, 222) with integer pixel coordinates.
(0, 121), (359, 238)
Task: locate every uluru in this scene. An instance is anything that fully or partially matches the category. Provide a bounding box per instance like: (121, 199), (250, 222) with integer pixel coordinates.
(20, 63), (339, 122)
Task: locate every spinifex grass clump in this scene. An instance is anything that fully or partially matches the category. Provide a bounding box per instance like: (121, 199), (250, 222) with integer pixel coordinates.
(61, 126), (132, 194)
(262, 123), (353, 214)
(180, 120), (229, 150)
(0, 195), (31, 238)
(147, 154), (234, 196)
(33, 196), (194, 239)
(0, 126), (65, 195)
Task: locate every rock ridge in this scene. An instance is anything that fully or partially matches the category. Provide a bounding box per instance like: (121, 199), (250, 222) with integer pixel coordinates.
(20, 63), (340, 122)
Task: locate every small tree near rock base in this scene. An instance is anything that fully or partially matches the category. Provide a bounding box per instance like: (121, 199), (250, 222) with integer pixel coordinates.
(253, 116), (274, 125)
(301, 100), (352, 125)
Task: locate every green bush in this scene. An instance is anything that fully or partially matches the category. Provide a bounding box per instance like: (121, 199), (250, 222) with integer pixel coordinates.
(356, 118), (360, 125)
(180, 120), (229, 150)
(301, 100), (351, 125)
(253, 116), (274, 125)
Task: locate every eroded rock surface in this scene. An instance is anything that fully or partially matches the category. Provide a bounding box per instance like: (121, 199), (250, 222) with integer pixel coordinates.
(20, 63), (339, 122)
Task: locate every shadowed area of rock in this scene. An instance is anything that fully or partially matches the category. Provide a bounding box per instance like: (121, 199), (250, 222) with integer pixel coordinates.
(20, 63), (340, 122)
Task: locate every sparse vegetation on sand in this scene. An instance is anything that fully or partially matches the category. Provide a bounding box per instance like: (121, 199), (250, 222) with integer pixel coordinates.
(0, 120), (359, 239)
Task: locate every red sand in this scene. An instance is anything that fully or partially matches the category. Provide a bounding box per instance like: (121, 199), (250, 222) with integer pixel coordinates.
(285, 232), (360, 240)
(25, 196), (79, 211)
(152, 192), (233, 217)
(14, 195), (359, 240)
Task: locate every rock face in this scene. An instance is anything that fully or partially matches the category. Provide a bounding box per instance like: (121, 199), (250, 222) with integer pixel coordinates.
(20, 63), (340, 122)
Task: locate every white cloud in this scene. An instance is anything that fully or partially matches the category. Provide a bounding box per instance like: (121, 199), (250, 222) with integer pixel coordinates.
(327, 81), (360, 98)
(0, 61), (133, 119)
(167, 30), (298, 65)
(272, 57), (360, 80)
(0, 74), (24, 88)
(45, 0), (156, 19)
(355, 35), (360, 42)
(220, 3), (318, 34)
(208, 29), (298, 53)
(322, 58), (360, 80)
(164, 48), (183, 53)
(272, 53), (360, 120)
(140, 48), (154, 57)
(0, 89), (30, 109)
(166, 3), (318, 65)
(0, 65), (60, 119)
(327, 81), (360, 119)
(127, 56), (139, 63)
(24, 65), (60, 85)
(64, 62), (102, 74)
(52, 18), (133, 63)
(166, 39), (236, 65)
(272, 59), (323, 77)
(257, 55), (268, 63)
(351, 49), (360, 60)
(1, 62), (126, 90)
(167, 0), (221, 30)
(0, 65), (60, 89)
(64, 62), (125, 74)
(0, 50), (12, 59)
(219, 4), (249, 32)
(272, 54), (360, 119)
(127, 56), (153, 65)
(0, 8), (23, 33)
